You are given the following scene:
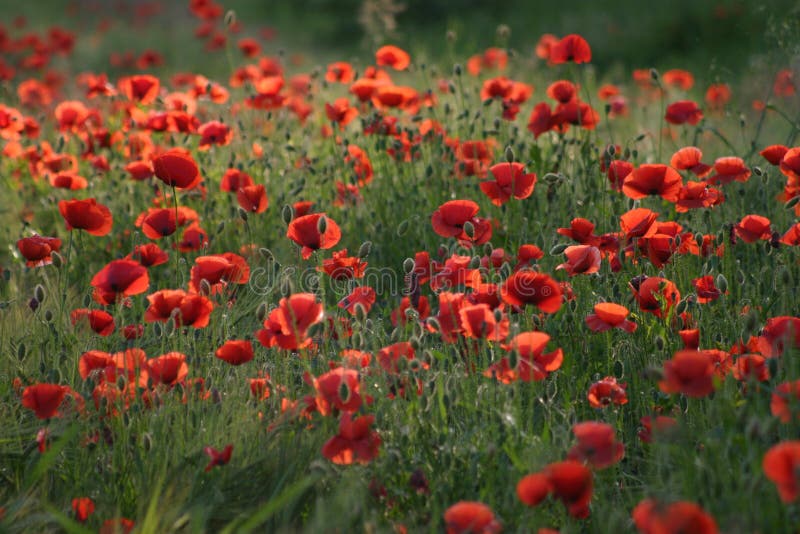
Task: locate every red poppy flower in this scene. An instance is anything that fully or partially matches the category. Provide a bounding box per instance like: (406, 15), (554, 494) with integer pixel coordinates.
(16, 235), (61, 267)
(587, 376), (628, 408)
(708, 156), (750, 185)
(146, 352), (188, 387)
(705, 83), (731, 110)
(458, 303), (508, 341)
(585, 302), (636, 333)
(500, 271), (562, 313)
(215, 340), (253, 366)
(485, 332), (563, 383)
(127, 243), (169, 267)
(287, 213), (342, 259)
(479, 162), (536, 206)
(675, 181), (722, 212)
(49, 172), (88, 190)
(764, 441), (800, 503)
(632, 498), (718, 534)
(774, 69), (796, 97)
(515, 244), (545, 269)
(607, 159), (633, 191)
(659, 350), (715, 398)
(567, 421), (625, 469)
(198, 120), (233, 149)
(189, 253), (250, 295)
(429, 292), (467, 342)
(375, 45), (410, 70)
(320, 249), (367, 280)
(630, 275), (679, 318)
(152, 148), (201, 189)
(734, 214), (771, 243)
(326, 61), (354, 83)
(431, 200), (479, 238)
(118, 74), (160, 104)
(557, 245), (601, 276)
(662, 69), (695, 90)
(255, 293), (323, 350)
(338, 286), (376, 316)
(622, 164), (682, 202)
(732, 354), (769, 382)
(391, 296), (430, 327)
(220, 168), (254, 192)
(139, 208), (177, 239)
(527, 102), (555, 138)
(692, 276), (723, 303)
(325, 97), (358, 127)
(670, 146), (711, 177)
(518, 461), (593, 518)
(144, 289), (213, 328)
(771, 380), (800, 423)
(204, 444), (233, 471)
(679, 328), (700, 349)
(314, 367), (362, 415)
(443, 501), (502, 534)
(72, 497), (95, 523)
(638, 415), (678, 444)
(58, 198), (113, 236)
(550, 34), (591, 64)
(91, 259), (149, 305)
(322, 413), (381, 465)
(760, 144), (789, 166)
(758, 316), (800, 357)
(665, 100), (703, 125)
(620, 208), (659, 241)
(556, 218), (597, 245)
(22, 383), (70, 419)
(70, 308), (115, 336)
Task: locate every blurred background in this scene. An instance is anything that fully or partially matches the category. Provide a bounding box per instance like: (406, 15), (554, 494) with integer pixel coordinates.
(1, 0), (798, 79)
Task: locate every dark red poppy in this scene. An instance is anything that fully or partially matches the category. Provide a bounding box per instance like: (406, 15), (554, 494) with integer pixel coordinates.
(758, 316), (800, 357)
(255, 293), (323, 350)
(500, 271), (562, 313)
(59, 198), (113, 236)
(772, 380), (800, 423)
(665, 100), (703, 125)
(567, 421), (625, 469)
(118, 74), (160, 104)
(632, 498), (718, 534)
(144, 289), (213, 328)
(607, 159), (633, 191)
(325, 97), (358, 127)
(638, 415), (678, 444)
(479, 162), (536, 206)
(22, 383), (70, 419)
(764, 440), (800, 503)
(518, 461), (593, 518)
(659, 350), (715, 397)
(287, 213), (342, 260)
(587, 376), (628, 408)
(557, 245), (601, 276)
(72, 497), (95, 522)
(152, 148), (201, 189)
(204, 444), (233, 471)
(443, 501), (502, 534)
(146, 352), (188, 387)
(198, 120), (233, 149)
(16, 235), (62, 267)
(322, 412), (381, 465)
(732, 354), (769, 382)
(220, 168), (254, 192)
(70, 308), (115, 336)
(550, 34), (592, 64)
(215, 340), (254, 366)
(622, 164), (682, 202)
(127, 243), (169, 267)
(91, 259), (149, 305)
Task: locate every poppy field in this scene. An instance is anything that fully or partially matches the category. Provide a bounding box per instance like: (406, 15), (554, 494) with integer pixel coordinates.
(3, 1), (800, 532)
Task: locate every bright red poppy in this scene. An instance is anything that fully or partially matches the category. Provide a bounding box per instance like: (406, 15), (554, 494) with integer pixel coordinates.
(152, 148), (201, 189)
(479, 162), (536, 205)
(665, 100), (703, 125)
(632, 498), (718, 534)
(734, 214), (771, 243)
(630, 275), (680, 318)
(517, 460), (593, 518)
(287, 213), (342, 260)
(568, 421), (625, 469)
(144, 289), (214, 328)
(585, 302), (636, 333)
(321, 413), (381, 465)
(659, 350), (715, 398)
(556, 245), (601, 276)
(72, 497), (95, 522)
(622, 164), (683, 202)
(146, 352), (188, 387)
(70, 308), (115, 336)
(550, 34), (591, 64)
(16, 235), (62, 267)
(22, 383), (71, 419)
(189, 253), (250, 294)
(91, 259), (149, 305)
(375, 45), (410, 70)
(501, 271), (562, 313)
(314, 366), (362, 415)
(58, 198), (113, 236)
(256, 293), (324, 350)
(587, 376), (628, 408)
(215, 340), (254, 366)
(443, 501), (502, 534)
(764, 441), (800, 503)
(204, 444), (233, 471)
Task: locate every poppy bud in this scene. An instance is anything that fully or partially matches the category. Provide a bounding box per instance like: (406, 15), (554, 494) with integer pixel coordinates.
(496, 24), (510, 39)
(216, 221), (225, 234)
(785, 195), (800, 210)
(338, 380), (350, 403)
(358, 241), (372, 258)
(543, 172), (561, 184)
(352, 331), (364, 348)
(453, 64), (462, 76)
(403, 257), (415, 273)
(405, 307), (419, 321)
(753, 165), (763, 176)
(34, 284), (45, 303)
(354, 303), (368, 322)
(279, 278), (292, 297)
(604, 103), (612, 115)
(56, 135), (65, 152)
(446, 30), (457, 42)
(675, 299), (688, 315)
(116, 375), (127, 391)
(410, 336), (421, 350)
(281, 205), (295, 225)
(238, 207), (248, 222)
(716, 274), (728, 293)
(744, 310), (758, 334)
(153, 322), (163, 337)
(778, 265), (793, 286)
(426, 317), (441, 333)
(649, 68), (660, 82)
(224, 9), (237, 27)
(51, 251), (64, 268)
(44, 310), (54, 322)
(164, 316), (176, 336)
(397, 219), (410, 236)
(17, 343), (26, 361)
(493, 308), (503, 323)
(654, 335), (665, 351)
(256, 302), (268, 322)
(504, 145), (515, 163)
(549, 243), (568, 255)
(143, 433), (153, 452)
(463, 221), (475, 239)
(317, 216), (328, 235)
(200, 279), (212, 295)
(468, 255), (480, 269)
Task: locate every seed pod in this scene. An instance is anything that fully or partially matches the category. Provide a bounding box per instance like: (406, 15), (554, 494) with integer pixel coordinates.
(51, 251), (64, 268)
(463, 221), (475, 239)
(282, 204), (294, 224)
(317, 216), (327, 235)
(256, 302), (268, 322)
(44, 310), (54, 323)
(358, 241), (372, 258)
(403, 257), (415, 273)
(549, 243), (568, 255)
(504, 145), (515, 163)
(34, 284), (45, 302)
(716, 273), (728, 293)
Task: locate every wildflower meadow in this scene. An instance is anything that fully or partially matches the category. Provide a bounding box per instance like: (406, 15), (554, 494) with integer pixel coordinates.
(1, 0), (800, 532)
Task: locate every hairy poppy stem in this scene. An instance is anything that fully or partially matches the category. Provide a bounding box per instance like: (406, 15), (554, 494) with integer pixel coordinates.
(172, 185), (180, 287)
